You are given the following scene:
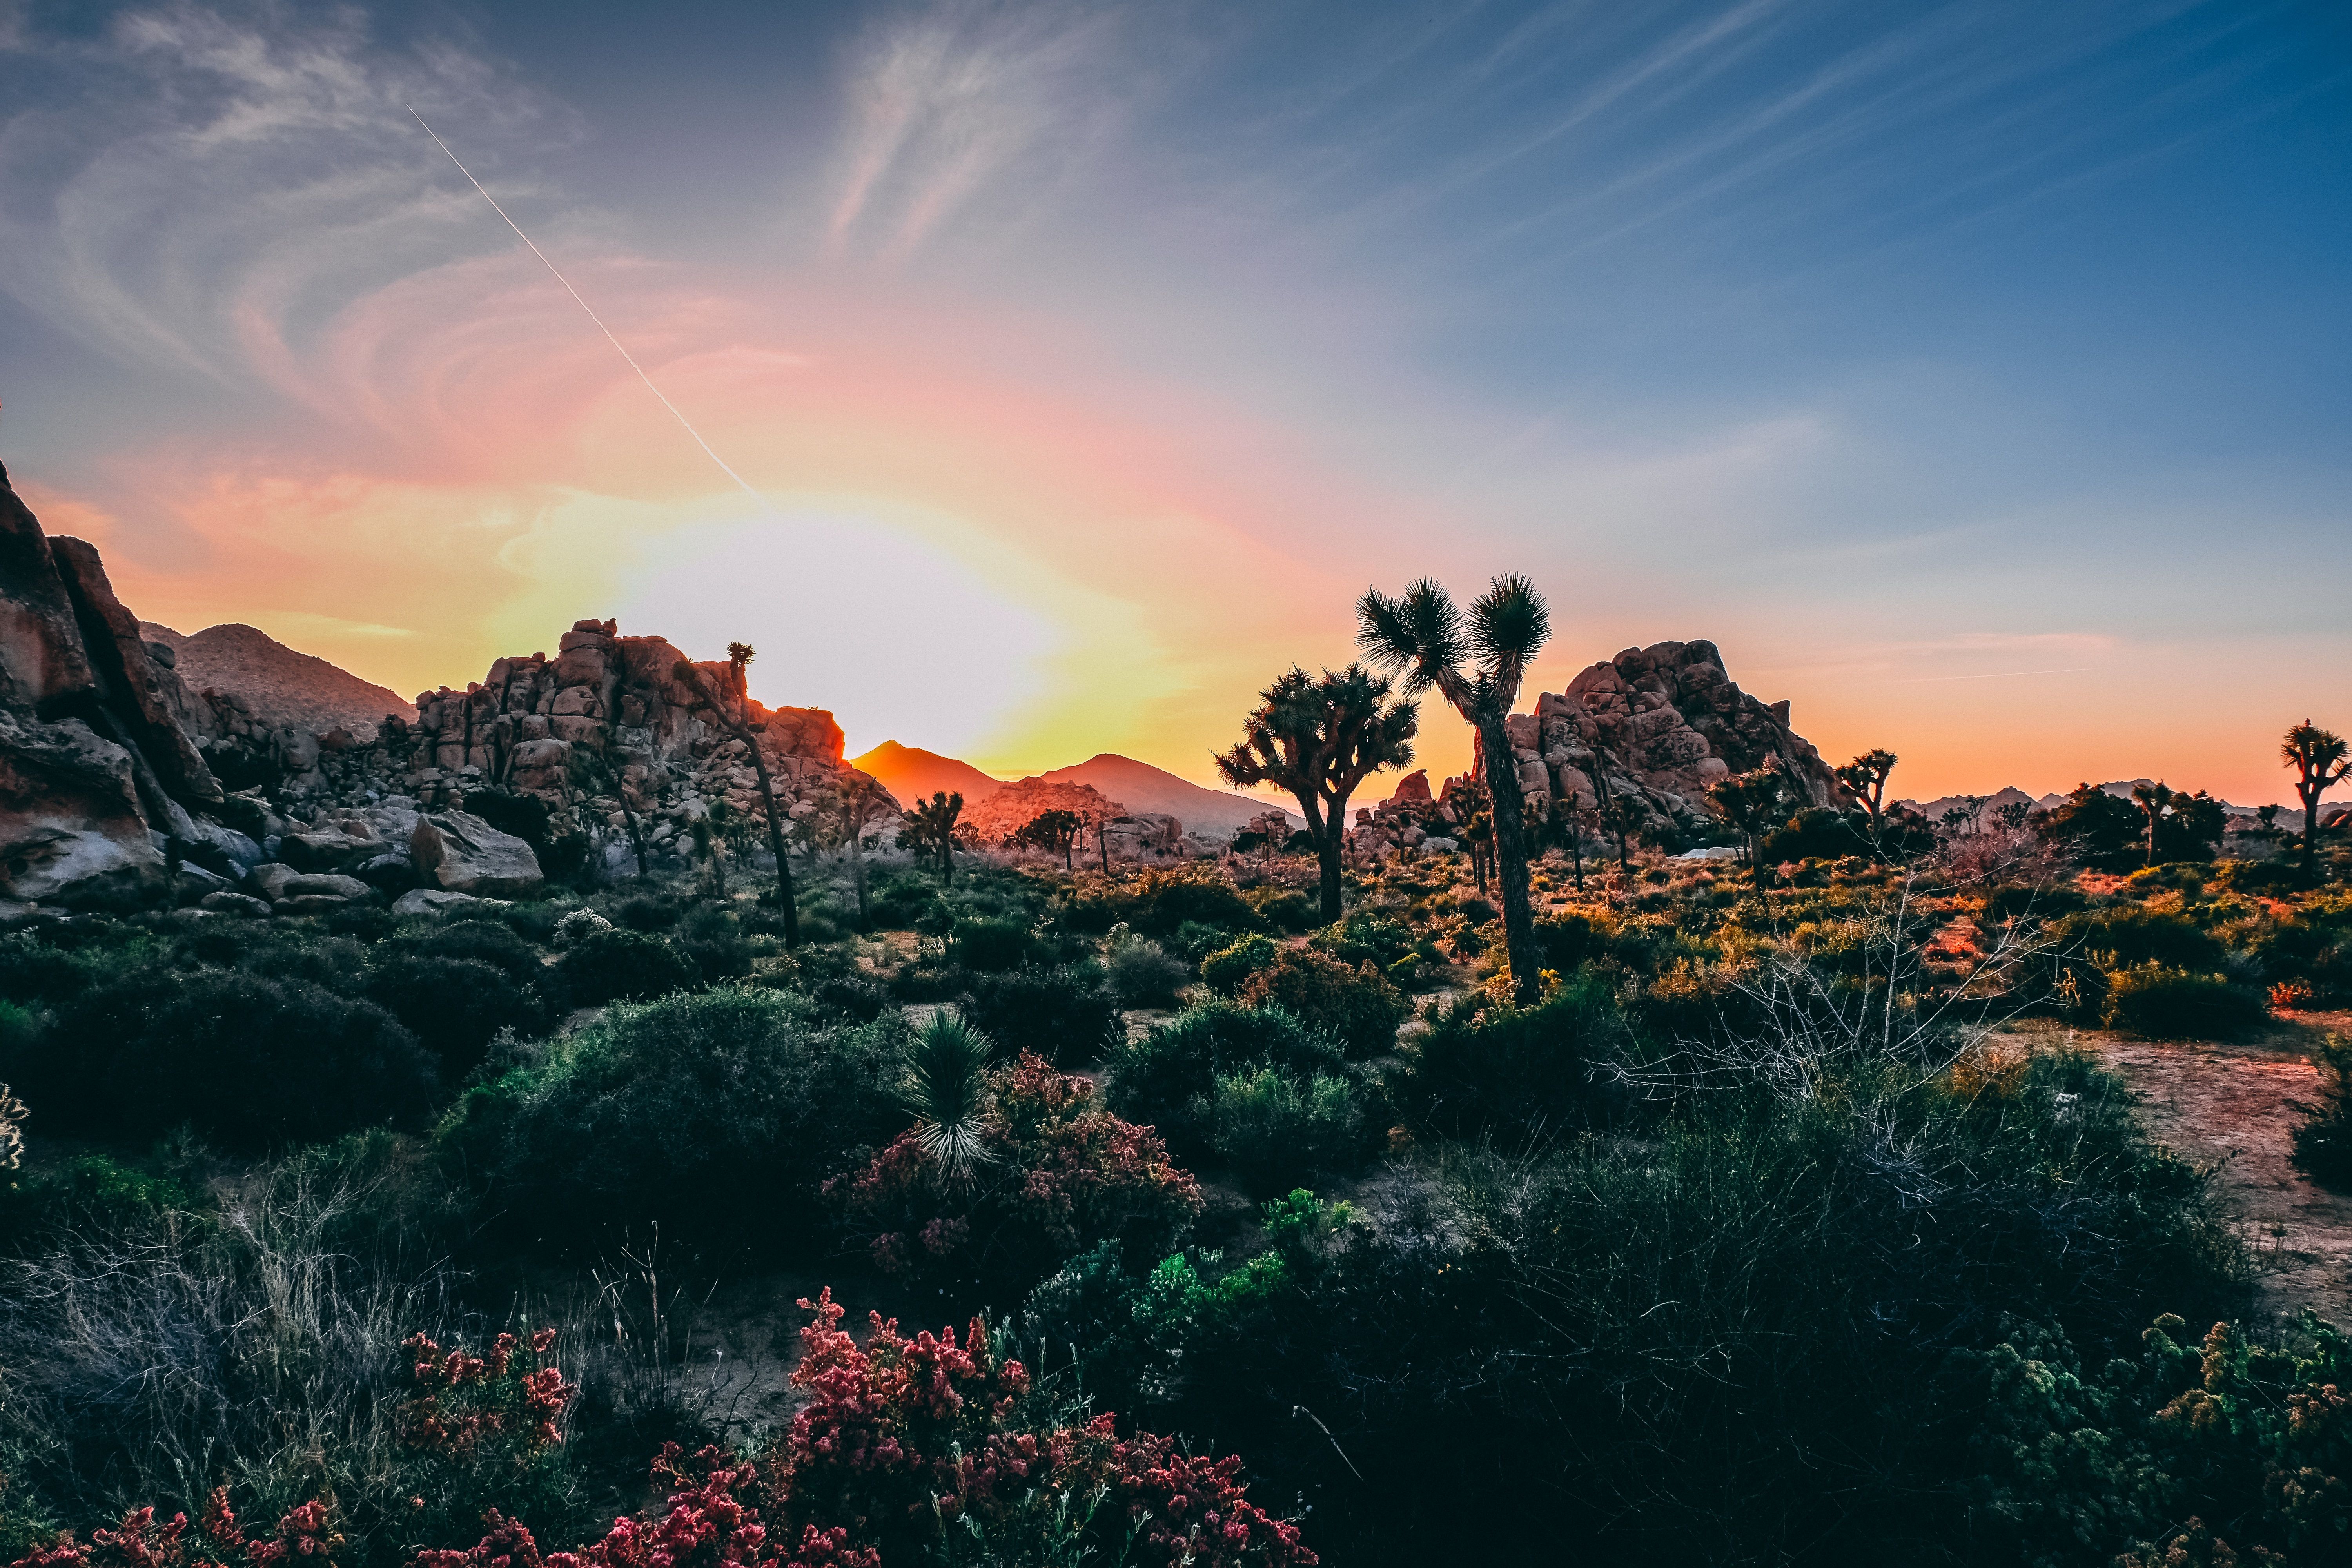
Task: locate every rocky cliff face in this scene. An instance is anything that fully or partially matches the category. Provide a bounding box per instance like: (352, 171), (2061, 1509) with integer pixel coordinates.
(1508, 639), (1844, 833)
(0, 461), (239, 908)
(0, 460), (893, 912)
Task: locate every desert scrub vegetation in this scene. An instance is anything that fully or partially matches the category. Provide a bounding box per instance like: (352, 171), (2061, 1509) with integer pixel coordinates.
(1, 808), (2347, 1565)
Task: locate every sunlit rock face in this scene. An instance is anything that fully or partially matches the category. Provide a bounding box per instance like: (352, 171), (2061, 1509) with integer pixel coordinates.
(1515, 640), (1845, 832)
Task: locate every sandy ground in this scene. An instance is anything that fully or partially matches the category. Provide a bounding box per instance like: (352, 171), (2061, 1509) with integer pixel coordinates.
(2042, 1010), (2352, 1325)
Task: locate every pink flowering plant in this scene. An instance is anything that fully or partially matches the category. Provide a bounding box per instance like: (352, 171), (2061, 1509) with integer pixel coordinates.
(830, 1052), (1204, 1292)
(763, 1288), (1315, 1566)
(5, 1487), (343, 1568)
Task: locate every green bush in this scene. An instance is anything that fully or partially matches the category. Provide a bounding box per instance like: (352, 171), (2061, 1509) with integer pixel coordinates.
(1310, 910), (1415, 969)
(2292, 1033), (2352, 1186)
(1403, 975), (1625, 1136)
(1200, 933), (1279, 995)
(1106, 935), (1191, 1008)
(1205, 1067), (1378, 1197)
(1532, 911), (1613, 971)
(361, 955), (545, 1079)
(7, 970), (437, 1149)
(556, 927), (698, 1004)
(2053, 906), (2224, 971)
(0, 1153), (196, 1250)
(951, 917), (1048, 973)
(440, 985), (900, 1248)
(1104, 1000), (1354, 1164)
(958, 963), (1122, 1063)
(2100, 962), (2267, 1038)
(1244, 887), (1318, 933)
(1236, 947), (1406, 1057)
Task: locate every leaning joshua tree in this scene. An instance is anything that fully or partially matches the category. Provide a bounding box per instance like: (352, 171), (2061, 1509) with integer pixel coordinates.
(2283, 720), (2351, 875)
(672, 642), (798, 946)
(1357, 574), (1550, 1006)
(1215, 664), (1418, 923)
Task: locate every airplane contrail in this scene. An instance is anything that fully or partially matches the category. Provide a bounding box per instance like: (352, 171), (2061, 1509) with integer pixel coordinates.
(407, 106), (770, 510)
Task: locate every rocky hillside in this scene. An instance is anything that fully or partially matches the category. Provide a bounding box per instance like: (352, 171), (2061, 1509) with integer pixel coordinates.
(141, 621), (416, 739)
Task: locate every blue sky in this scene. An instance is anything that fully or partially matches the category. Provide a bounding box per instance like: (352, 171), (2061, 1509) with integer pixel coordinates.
(0, 0), (2346, 800)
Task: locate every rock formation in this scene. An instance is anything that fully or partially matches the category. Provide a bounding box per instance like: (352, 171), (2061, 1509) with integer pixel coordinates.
(141, 621), (417, 739)
(0, 459), (892, 913)
(958, 776), (1202, 861)
(0, 462), (248, 909)
(1510, 640), (1843, 833)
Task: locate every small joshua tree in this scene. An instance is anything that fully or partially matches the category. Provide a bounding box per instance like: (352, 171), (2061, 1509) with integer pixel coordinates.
(2131, 780), (2176, 869)
(1014, 807), (1084, 870)
(1214, 664), (1417, 922)
(904, 791), (965, 885)
(1835, 748), (1898, 836)
(1710, 766), (1791, 889)
(2283, 720), (2351, 874)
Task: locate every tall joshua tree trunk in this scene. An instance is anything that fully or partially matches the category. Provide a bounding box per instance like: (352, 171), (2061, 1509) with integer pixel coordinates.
(1475, 713), (1543, 1003)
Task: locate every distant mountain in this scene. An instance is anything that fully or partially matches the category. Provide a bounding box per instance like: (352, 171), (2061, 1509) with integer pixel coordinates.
(142, 622), (416, 739)
(1038, 754), (1287, 839)
(1900, 780), (2292, 828)
(849, 740), (1006, 809)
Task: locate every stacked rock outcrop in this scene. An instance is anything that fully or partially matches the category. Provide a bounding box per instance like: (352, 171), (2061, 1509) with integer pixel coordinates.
(1504, 640), (1843, 834)
(960, 777), (1196, 860)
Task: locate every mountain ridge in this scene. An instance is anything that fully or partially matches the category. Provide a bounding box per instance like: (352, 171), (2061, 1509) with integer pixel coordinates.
(141, 621), (416, 739)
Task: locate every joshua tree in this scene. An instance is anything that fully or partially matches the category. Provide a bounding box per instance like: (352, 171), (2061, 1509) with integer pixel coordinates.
(1357, 575), (1550, 1005)
(672, 644), (798, 946)
(1590, 762), (1639, 877)
(1835, 749), (1898, 835)
(2130, 780), (2176, 869)
(838, 777), (884, 930)
(2283, 720), (2351, 873)
(1214, 664), (1419, 923)
(1710, 767), (1790, 889)
(900, 1011), (1000, 1184)
(1015, 808), (1084, 870)
(904, 791), (965, 884)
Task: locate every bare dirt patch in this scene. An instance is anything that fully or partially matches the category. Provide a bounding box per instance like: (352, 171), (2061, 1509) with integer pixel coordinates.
(2042, 1010), (2352, 1325)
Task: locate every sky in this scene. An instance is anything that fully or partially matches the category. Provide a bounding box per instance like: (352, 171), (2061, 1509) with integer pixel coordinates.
(0, 0), (2347, 807)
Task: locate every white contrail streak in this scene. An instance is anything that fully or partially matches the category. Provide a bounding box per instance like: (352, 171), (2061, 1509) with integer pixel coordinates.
(407, 106), (769, 509)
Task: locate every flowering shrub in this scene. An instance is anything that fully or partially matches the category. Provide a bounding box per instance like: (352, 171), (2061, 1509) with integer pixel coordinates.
(399, 1328), (574, 1461)
(766, 1289), (1314, 1566)
(831, 1053), (1202, 1291)
(5, 1492), (344, 1568)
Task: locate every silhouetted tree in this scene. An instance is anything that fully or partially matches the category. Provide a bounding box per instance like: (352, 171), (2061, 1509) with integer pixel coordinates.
(1015, 808), (1084, 871)
(2131, 780), (2176, 869)
(1358, 575), (1551, 1005)
(672, 644), (798, 946)
(1215, 664), (1418, 922)
(1835, 748), (1898, 836)
(1710, 767), (1789, 889)
(2284, 720), (2351, 873)
(904, 791), (965, 884)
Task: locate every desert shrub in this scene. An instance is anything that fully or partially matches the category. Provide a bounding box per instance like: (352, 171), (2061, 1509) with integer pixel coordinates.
(1532, 910), (1613, 973)
(1205, 1067), (1379, 1197)
(1965, 1312), (2352, 1566)
(1200, 933), (1280, 995)
(499, 901), (559, 944)
(6, 970), (436, 1149)
(611, 893), (680, 931)
(1310, 911), (1415, 969)
(674, 904), (753, 982)
(2100, 962), (2267, 1038)
(362, 955), (545, 1079)
(1104, 1000), (1354, 1164)
(0, 1154), (196, 1251)
(323, 904), (396, 942)
(2291, 1033), (2352, 1186)
(1982, 884), (2087, 922)
(806, 972), (893, 1024)
(1236, 947), (1406, 1057)
(1060, 868), (1261, 938)
(441, 985), (900, 1249)
(0, 933), (120, 1006)
(949, 916), (1047, 973)
(2053, 906), (2224, 971)
(1105, 933), (1191, 1008)
(956, 963), (1121, 1064)
(831, 1052), (1203, 1296)
(557, 927), (698, 1005)
(1245, 886), (1318, 932)
(1401, 975), (1626, 1137)
(399, 919), (553, 995)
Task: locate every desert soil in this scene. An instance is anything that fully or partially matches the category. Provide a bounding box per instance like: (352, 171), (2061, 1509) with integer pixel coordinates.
(2031, 1010), (2352, 1325)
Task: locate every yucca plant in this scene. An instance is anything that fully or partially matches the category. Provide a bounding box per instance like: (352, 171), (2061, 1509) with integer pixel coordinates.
(902, 1011), (1001, 1183)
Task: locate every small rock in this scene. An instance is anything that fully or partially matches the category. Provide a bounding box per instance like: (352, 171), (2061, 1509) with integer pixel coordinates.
(200, 890), (272, 917)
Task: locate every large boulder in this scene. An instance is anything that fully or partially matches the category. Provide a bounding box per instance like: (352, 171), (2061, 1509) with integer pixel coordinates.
(410, 809), (544, 897)
(0, 710), (167, 907)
